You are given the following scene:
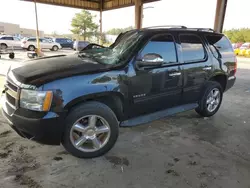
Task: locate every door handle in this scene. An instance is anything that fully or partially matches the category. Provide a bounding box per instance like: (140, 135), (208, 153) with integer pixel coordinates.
(169, 72), (181, 77)
(203, 66), (212, 70)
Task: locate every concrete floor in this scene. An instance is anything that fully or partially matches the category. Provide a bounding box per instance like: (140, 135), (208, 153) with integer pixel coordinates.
(0, 53), (249, 188)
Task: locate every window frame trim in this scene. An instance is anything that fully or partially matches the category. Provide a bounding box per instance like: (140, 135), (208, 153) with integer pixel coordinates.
(179, 33), (208, 63)
(137, 33), (179, 66)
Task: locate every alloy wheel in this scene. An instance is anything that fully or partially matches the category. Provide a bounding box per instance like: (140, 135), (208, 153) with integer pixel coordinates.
(70, 115), (111, 152)
(206, 88), (221, 112)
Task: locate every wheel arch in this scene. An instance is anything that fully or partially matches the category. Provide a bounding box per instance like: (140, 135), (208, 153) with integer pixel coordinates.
(209, 73), (227, 91)
(64, 92), (125, 121)
(0, 43), (8, 47)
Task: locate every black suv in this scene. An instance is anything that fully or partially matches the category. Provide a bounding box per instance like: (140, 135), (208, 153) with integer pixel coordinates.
(2, 26), (237, 158)
(53, 38), (73, 48)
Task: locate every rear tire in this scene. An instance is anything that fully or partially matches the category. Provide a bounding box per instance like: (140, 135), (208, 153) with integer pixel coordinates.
(62, 101), (119, 158)
(28, 45), (35, 51)
(195, 81), (223, 117)
(52, 45), (59, 51)
(9, 53), (15, 59)
(0, 43), (7, 50)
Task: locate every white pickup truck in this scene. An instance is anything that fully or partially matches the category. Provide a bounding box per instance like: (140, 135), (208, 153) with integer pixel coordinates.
(0, 35), (21, 49)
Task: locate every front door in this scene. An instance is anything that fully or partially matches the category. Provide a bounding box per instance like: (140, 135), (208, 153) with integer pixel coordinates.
(129, 34), (182, 118)
(178, 33), (213, 104)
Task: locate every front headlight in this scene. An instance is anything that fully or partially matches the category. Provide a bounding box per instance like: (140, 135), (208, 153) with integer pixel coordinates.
(20, 89), (53, 111)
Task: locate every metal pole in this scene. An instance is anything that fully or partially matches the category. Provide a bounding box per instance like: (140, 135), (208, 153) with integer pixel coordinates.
(135, 0), (142, 29)
(99, 10), (103, 45)
(34, 0), (41, 51)
(99, 0), (103, 45)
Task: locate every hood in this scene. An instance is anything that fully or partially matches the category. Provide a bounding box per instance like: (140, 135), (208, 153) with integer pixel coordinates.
(11, 54), (109, 86)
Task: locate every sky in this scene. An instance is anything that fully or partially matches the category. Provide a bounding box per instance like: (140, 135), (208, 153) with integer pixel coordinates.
(0, 0), (249, 34)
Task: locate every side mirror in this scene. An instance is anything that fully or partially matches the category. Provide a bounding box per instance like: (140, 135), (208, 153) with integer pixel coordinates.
(137, 53), (164, 67)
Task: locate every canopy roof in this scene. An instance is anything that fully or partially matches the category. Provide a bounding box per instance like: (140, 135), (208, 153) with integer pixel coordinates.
(22, 0), (158, 11)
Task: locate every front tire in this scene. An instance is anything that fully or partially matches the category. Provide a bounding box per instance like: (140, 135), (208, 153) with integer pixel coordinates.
(195, 81), (223, 117)
(28, 45), (35, 51)
(62, 101), (119, 158)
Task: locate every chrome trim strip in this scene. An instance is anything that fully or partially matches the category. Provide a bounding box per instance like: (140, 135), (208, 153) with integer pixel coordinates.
(6, 98), (17, 110)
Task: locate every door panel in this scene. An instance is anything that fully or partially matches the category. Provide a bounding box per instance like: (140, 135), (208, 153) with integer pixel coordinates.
(128, 33), (182, 118)
(179, 34), (212, 104)
(129, 65), (182, 117)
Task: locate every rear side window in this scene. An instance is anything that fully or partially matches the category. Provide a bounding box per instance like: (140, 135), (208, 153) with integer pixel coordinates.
(180, 34), (205, 62)
(140, 34), (177, 63)
(205, 35), (233, 58)
(28, 38), (36, 42)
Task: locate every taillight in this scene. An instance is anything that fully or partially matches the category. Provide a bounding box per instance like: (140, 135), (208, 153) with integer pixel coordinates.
(233, 57), (237, 75)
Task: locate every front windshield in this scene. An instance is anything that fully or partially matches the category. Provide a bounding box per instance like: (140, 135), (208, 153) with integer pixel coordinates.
(79, 31), (142, 65)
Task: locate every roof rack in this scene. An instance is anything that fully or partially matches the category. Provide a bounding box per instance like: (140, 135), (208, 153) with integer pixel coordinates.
(187, 28), (215, 32)
(144, 25), (187, 29)
(143, 26), (216, 32)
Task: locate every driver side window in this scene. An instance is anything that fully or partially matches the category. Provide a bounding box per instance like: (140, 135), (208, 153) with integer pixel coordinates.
(140, 34), (177, 63)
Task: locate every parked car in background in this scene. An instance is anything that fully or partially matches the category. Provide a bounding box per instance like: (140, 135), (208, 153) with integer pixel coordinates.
(0, 35), (21, 49)
(21, 37), (62, 51)
(53, 38), (73, 48)
(80, 43), (105, 51)
(73, 40), (89, 51)
(239, 42), (250, 56)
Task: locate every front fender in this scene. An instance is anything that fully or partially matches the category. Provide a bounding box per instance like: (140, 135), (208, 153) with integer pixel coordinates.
(43, 71), (129, 112)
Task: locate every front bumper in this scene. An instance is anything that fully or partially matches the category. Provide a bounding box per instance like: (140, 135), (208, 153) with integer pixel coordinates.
(1, 95), (64, 145)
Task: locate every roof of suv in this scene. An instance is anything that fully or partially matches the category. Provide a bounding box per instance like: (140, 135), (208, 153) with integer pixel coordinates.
(137, 26), (222, 35)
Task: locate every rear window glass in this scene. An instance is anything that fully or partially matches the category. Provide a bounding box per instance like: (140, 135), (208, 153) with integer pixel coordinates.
(180, 34), (205, 62)
(205, 35), (233, 58)
(1, 37), (13, 40)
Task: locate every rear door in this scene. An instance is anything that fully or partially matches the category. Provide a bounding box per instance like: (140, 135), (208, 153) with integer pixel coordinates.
(178, 33), (213, 104)
(129, 33), (182, 117)
(13, 37), (21, 48)
(40, 39), (51, 49)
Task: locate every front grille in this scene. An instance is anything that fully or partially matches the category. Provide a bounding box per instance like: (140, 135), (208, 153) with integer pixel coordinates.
(6, 81), (18, 92)
(4, 80), (20, 109)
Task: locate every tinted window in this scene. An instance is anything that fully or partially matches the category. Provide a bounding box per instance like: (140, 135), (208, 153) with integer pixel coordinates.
(140, 34), (177, 63)
(2, 37), (13, 40)
(28, 38), (36, 42)
(180, 34), (205, 62)
(205, 35), (234, 58)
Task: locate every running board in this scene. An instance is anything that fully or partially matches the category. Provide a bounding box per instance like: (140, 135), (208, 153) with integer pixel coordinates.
(120, 103), (198, 127)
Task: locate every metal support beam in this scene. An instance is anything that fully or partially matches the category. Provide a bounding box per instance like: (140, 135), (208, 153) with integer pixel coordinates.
(99, 10), (103, 44)
(135, 0), (143, 29)
(214, 0), (228, 33)
(34, 0), (40, 50)
(99, 0), (103, 45)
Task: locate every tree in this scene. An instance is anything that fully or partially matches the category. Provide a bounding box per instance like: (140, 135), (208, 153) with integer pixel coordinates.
(106, 26), (134, 35)
(71, 10), (98, 40)
(224, 28), (250, 43)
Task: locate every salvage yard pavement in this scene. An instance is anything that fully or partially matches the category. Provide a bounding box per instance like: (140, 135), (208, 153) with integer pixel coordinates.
(0, 54), (249, 188)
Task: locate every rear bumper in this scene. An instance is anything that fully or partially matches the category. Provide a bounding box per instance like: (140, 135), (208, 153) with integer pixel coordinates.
(225, 76), (236, 91)
(1, 96), (65, 145)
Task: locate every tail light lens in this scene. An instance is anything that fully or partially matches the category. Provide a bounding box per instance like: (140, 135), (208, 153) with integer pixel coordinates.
(233, 57), (237, 75)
